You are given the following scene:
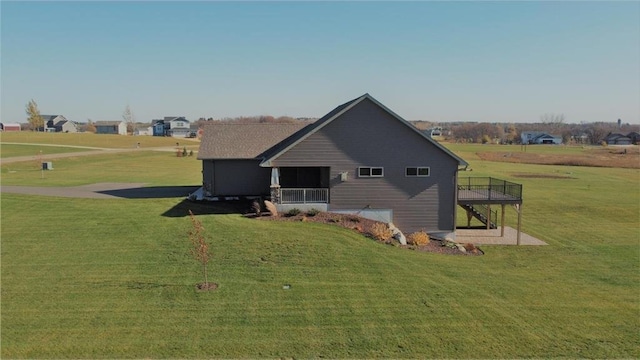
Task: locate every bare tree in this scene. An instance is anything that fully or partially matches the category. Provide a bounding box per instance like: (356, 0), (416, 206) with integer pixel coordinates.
(541, 113), (565, 133)
(25, 99), (44, 131)
(84, 119), (97, 133)
(122, 104), (135, 134)
(188, 210), (213, 290)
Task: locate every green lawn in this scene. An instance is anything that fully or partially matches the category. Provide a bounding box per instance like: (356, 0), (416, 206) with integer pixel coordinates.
(1, 150), (202, 187)
(1, 144), (639, 358)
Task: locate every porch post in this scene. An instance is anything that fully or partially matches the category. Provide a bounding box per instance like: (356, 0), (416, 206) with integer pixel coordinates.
(270, 167), (281, 204)
(516, 204), (522, 245)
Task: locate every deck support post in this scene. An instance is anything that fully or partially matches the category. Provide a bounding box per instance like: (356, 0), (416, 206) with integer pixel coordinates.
(501, 204), (506, 237)
(516, 204), (522, 245)
(486, 204), (491, 230)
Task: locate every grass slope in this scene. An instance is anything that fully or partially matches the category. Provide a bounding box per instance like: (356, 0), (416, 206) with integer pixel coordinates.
(1, 143), (639, 358)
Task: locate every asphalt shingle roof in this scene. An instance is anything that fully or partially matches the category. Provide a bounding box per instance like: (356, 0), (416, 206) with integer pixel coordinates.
(197, 123), (309, 160)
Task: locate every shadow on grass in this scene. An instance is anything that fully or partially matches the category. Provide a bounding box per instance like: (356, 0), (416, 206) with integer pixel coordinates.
(98, 186), (200, 199)
(162, 198), (253, 217)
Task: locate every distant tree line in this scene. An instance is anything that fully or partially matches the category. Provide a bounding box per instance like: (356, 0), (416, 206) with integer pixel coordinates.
(424, 121), (639, 145)
(192, 115), (315, 129)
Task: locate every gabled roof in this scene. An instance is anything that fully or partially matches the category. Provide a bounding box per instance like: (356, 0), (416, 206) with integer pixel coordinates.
(605, 133), (629, 140)
(260, 93), (468, 167)
(164, 116), (188, 122)
(41, 115), (63, 122)
(197, 123), (309, 160)
(95, 121), (124, 126)
(533, 133), (560, 140)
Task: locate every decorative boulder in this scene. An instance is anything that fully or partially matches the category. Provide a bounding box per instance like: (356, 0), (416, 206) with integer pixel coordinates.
(264, 200), (278, 217)
(388, 223), (407, 245)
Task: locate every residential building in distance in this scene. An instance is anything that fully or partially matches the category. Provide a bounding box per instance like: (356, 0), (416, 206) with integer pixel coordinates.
(95, 121), (127, 135)
(151, 116), (191, 137)
(1, 123), (21, 131)
(520, 131), (562, 144)
(41, 115), (78, 133)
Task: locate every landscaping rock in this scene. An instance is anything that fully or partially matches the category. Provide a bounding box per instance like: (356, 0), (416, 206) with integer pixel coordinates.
(388, 223), (407, 245)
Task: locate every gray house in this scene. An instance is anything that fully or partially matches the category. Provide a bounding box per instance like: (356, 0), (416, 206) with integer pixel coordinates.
(41, 115), (78, 133)
(95, 121), (127, 135)
(604, 133), (632, 145)
(198, 94), (468, 237)
(521, 131), (562, 144)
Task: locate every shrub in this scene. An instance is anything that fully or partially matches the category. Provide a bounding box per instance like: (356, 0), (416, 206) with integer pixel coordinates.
(347, 215), (361, 223)
(463, 243), (477, 252)
(264, 200), (278, 217)
(442, 240), (458, 249)
(408, 231), (430, 246)
(286, 208), (301, 217)
(251, 201), (261, 215)
(370, 223), (393, 242)
(306, 208), (320, 217)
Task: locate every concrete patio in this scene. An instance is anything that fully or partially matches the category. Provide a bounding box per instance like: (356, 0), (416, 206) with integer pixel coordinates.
(455, 226), (548, 245)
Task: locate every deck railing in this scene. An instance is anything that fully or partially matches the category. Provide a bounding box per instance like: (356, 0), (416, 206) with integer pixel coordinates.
(458, 177), (522, 201)
(280, 188), (329, 204)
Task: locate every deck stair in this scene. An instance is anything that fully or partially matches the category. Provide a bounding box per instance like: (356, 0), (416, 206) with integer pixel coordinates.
(460, 203), (497, 229)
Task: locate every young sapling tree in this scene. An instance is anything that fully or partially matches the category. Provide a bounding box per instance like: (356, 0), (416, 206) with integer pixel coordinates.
(188, 210), (214, 290)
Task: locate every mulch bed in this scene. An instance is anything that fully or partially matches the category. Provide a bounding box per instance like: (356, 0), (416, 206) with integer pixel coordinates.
(195, 282), (218, 292)
(256, 211), (483, 256)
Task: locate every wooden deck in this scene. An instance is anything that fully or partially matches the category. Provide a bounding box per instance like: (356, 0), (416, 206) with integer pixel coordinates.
(457, 177), (525, 244)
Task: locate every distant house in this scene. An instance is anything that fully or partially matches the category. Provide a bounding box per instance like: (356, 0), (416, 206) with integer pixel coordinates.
(133, 124), (153, 136)
(604, 133), (632, 145)
(95, 121), (127, 135)
(53, 120), (78, 133)
(1, 123), (21, 131)
(40, 115), (78, 133)
(627, 132), (640, 145)
(151, 117), (190, 137)
(198, 93), (468, 238)
(520, 131), (562, 145)
(426, 127), (443, 137)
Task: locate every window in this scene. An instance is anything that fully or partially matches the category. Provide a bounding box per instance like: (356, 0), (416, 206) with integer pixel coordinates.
(406, 167), (430, 177)
(358, 167), (384, 177)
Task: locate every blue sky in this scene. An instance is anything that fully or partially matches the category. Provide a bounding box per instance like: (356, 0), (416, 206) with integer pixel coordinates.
(2, 1), (639, 124)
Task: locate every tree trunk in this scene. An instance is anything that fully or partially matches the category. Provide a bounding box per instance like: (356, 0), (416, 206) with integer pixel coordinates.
(203, 264), (208, 287)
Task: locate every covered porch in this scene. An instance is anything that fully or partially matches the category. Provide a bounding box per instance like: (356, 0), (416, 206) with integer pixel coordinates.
(269, 167), (330, 206)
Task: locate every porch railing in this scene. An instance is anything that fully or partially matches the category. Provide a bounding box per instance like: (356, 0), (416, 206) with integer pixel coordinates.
(458, 177), (522, 201)
(280, 188), (329, 204)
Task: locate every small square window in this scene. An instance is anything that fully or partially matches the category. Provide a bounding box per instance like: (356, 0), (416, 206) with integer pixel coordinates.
(358, 167), (384, 177)
(406, 167), (430, 177)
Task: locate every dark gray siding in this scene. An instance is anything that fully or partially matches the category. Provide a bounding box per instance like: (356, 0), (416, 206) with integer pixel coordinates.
(271, 98), (459, 235)
(203, 160), (270, 196)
